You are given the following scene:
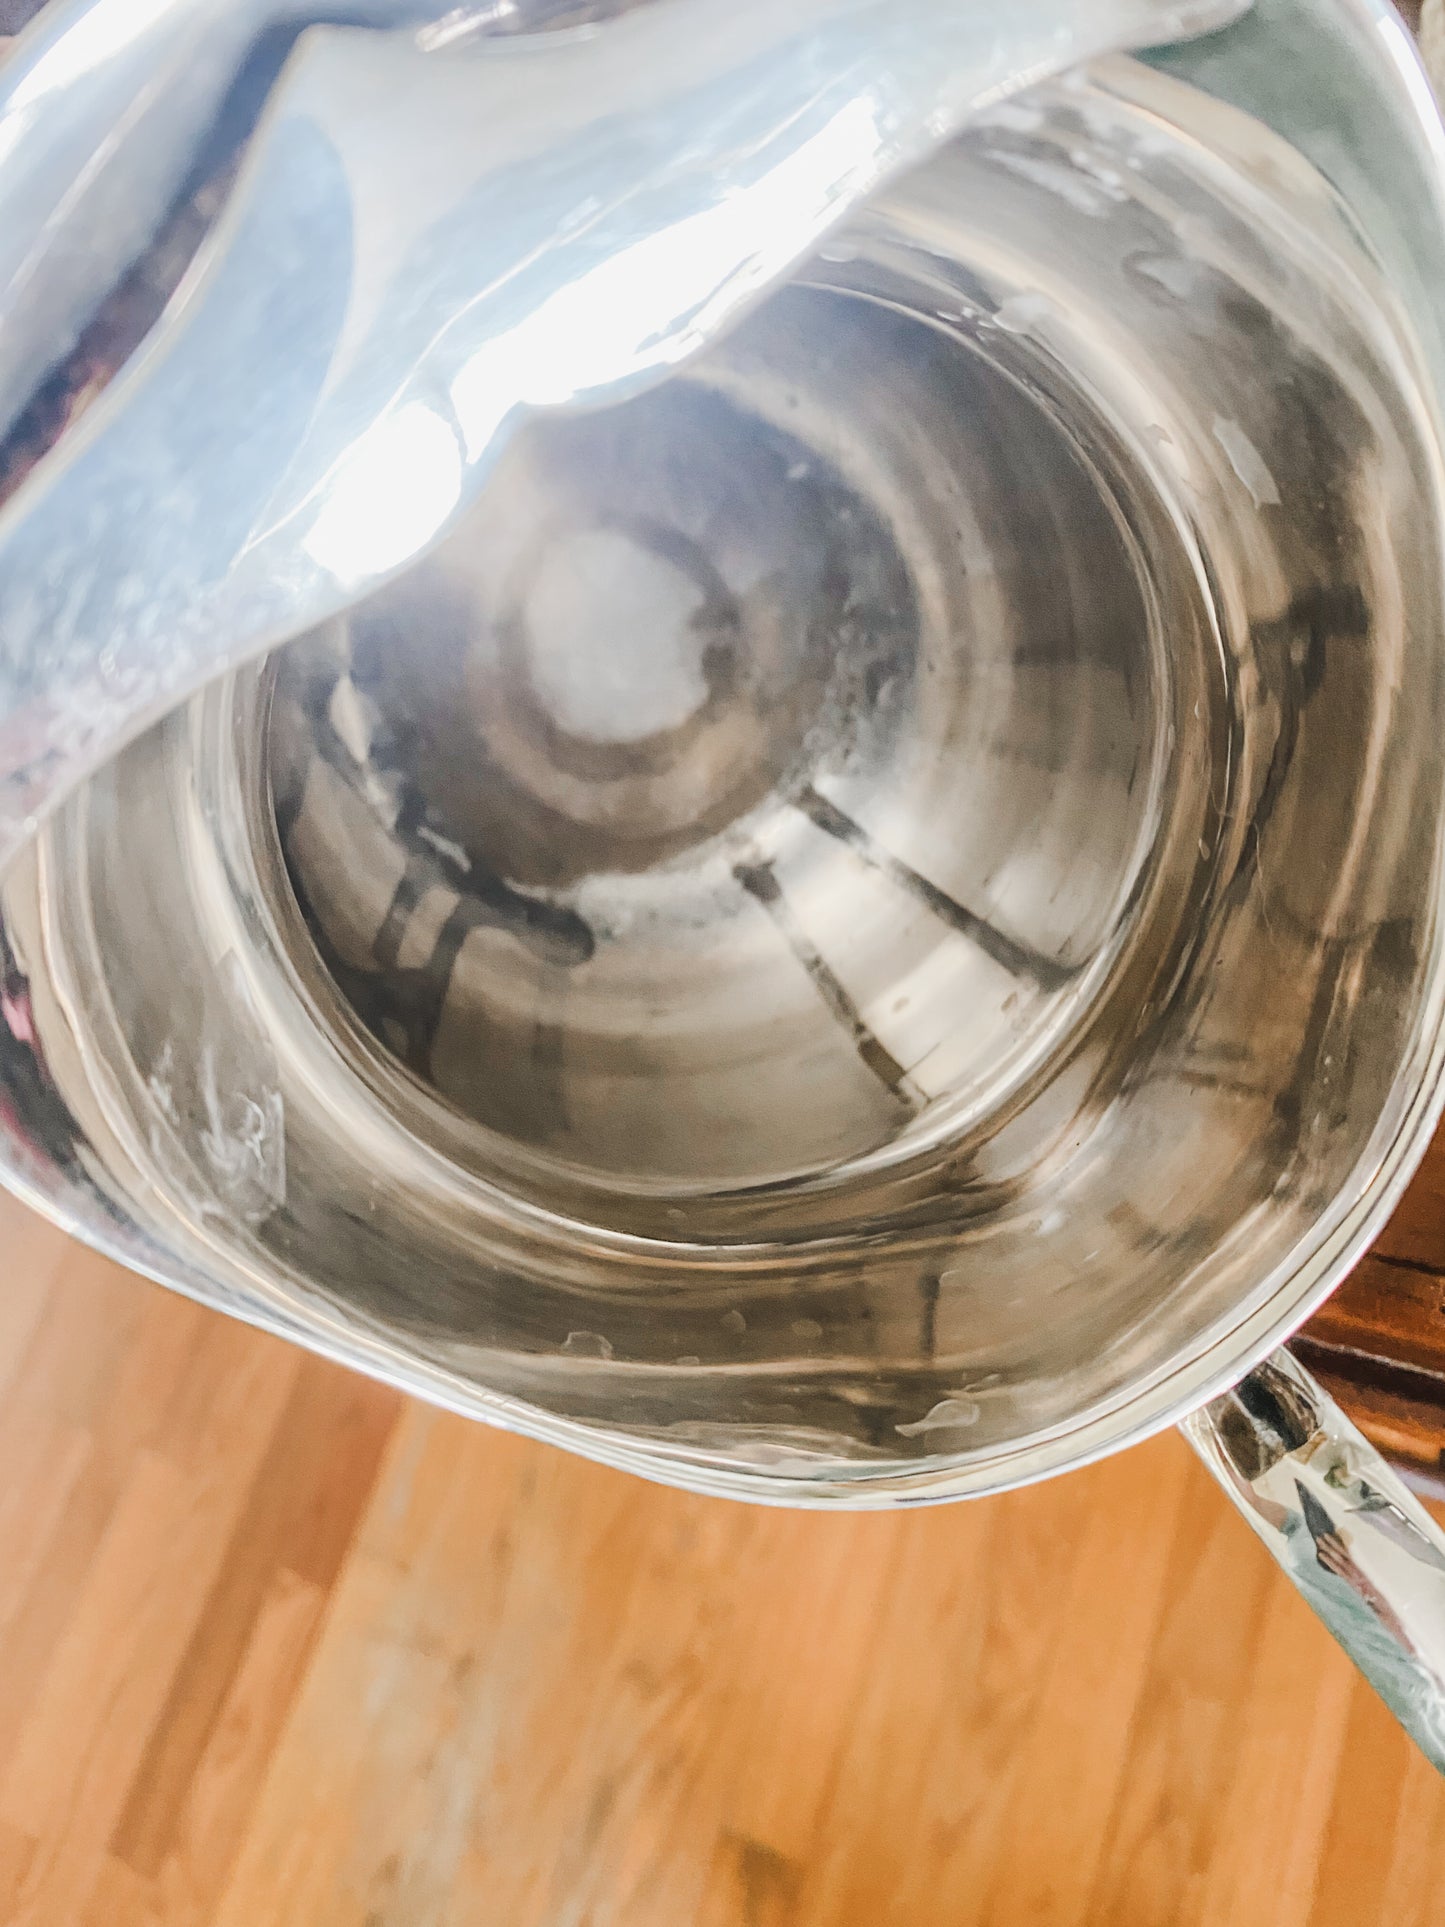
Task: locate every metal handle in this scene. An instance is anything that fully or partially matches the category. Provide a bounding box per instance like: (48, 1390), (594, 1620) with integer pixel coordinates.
(1184, 1346), (1445, 1769)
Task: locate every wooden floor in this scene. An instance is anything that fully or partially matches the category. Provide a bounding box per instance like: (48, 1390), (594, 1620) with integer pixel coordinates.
(4, 1196), (1445, 1925)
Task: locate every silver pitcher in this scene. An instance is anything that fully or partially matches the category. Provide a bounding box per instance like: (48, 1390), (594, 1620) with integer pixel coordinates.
(6, 0), (1445, 1763)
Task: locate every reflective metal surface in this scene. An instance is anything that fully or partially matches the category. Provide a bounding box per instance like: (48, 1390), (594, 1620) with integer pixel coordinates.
(1, 7), (1442, 1490)
(1188, 1349), (1445, 1770)
(5, 0), (1445, 1766)
(0, 0), (1244, 870)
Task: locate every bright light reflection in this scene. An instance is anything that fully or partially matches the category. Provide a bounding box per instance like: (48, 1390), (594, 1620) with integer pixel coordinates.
(450, 95), (878, 461)
(304, 401), (463, 583)
(8, 0), (180, 112)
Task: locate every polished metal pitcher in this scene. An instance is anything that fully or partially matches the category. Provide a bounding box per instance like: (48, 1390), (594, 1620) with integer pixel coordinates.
(6, 0), (1445, 1764)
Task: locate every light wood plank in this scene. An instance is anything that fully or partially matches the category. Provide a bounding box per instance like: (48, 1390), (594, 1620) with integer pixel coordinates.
(111, 1354), (399, 1883)
(1188, 1583), (1357, 1927)
(1086, 1465), (1279, 1924)
(0, 1299), (300, 1924)
(1, 1198), (1445, 1924)
(146, 1566), (328, 1927)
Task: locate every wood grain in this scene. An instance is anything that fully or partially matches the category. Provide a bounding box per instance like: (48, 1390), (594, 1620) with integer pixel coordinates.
(3, 1132), (1445, 1924)
(1297, 1126), (1445, 1484)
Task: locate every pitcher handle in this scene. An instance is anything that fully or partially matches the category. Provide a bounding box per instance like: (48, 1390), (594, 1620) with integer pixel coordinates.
(1184, 1346), (1445, 1769)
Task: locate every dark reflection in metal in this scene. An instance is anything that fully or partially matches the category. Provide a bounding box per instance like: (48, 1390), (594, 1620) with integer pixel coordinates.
(794, 783), (1076, 990)
(734, 861), (924, 1113)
